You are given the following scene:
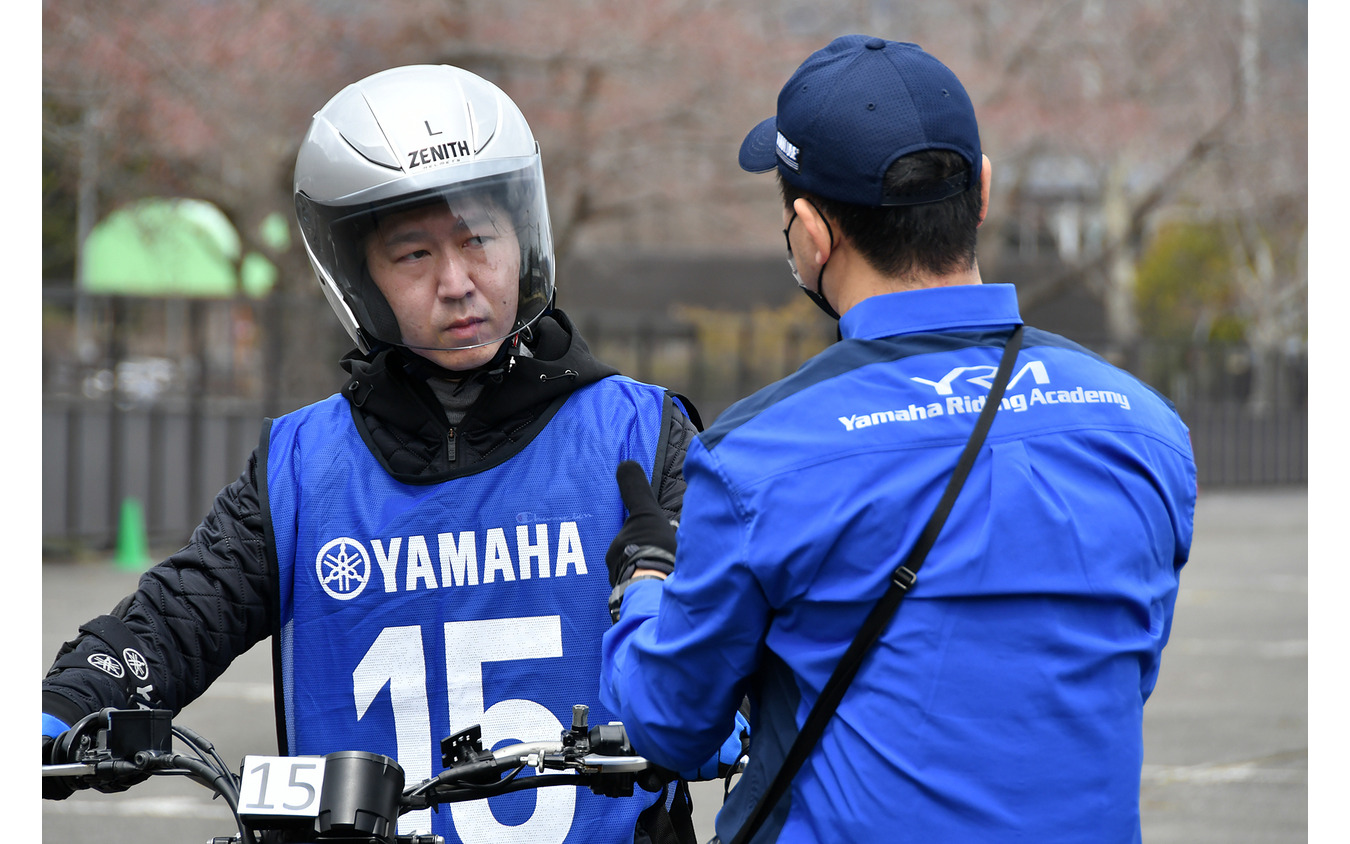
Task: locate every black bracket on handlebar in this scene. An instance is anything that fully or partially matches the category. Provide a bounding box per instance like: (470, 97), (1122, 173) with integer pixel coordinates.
(104, 709), (173, 757)
(54, 708), (172, 767)
(441, 725), (485, 768)
(437, 725), (500, 788)
(422, 706), (659, 803)
(47, 708), (174, 796)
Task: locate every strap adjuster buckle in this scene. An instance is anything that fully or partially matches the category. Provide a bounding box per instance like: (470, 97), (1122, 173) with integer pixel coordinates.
(891, 567), (918, 591)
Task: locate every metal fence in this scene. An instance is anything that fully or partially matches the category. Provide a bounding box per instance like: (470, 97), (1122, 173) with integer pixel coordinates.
(41, 295), (1307, 553)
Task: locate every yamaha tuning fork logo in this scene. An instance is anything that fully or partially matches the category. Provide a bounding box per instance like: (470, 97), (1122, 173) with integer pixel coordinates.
(316, 537), (373, 600)
(122, 648), (150, 680)
(86, 647), (150, 681)
(87, 653), (124, 678)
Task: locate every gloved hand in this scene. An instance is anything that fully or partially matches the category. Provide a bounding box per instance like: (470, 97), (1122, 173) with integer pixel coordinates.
(605, 460), (678, 587)
(680, 709), (751, 781)
(43, 709), (153, 798)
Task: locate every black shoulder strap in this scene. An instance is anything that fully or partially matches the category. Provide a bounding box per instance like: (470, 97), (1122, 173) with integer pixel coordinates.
(669, 391), (704, 432)
(728, 324), (1024, 844)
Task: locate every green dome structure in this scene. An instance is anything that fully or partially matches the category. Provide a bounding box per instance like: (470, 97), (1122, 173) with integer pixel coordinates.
(82, 198), (284, 298)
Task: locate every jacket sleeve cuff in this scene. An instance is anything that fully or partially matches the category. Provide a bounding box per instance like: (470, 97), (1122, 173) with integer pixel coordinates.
(43, 689), (93, 730)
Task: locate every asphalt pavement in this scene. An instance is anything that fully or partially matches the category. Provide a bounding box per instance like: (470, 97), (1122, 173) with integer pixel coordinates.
(37, 488), (1309, 843)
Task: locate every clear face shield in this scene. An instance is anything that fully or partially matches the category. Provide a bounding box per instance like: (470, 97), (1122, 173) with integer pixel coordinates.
(298, 158), (554, 355)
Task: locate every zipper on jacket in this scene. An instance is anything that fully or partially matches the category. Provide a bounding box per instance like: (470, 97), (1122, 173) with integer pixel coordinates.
(446, 428), (457, 463)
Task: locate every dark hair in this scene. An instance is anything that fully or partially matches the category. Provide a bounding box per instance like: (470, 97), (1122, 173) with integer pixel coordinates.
(779, 149), (982, 281)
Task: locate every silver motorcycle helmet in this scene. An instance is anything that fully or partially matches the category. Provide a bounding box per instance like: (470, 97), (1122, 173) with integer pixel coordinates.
(294, 64), (554, 355)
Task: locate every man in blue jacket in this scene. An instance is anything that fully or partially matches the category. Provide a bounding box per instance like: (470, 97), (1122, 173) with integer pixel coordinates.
(600, 36), (1197, 843)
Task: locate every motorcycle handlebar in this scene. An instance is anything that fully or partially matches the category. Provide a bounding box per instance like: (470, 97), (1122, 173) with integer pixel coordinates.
(43, 705), (667, 844)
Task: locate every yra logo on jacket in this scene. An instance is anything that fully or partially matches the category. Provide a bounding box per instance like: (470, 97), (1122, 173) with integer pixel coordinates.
(839, 357), (1133, 432)
(911, 360), (1050, 395)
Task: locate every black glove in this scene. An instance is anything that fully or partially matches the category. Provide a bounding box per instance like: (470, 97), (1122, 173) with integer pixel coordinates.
(42, 733), (78, 801)
(605, 460), (678, 588)
(43, 709), (153, 799)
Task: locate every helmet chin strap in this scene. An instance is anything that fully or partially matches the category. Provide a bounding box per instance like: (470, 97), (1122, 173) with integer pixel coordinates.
(395, 334), (519, 384)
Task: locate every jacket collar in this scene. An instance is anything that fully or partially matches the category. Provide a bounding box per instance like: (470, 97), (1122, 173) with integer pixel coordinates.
(338, 308), (618, 432)
(839, 283), (1023, 341)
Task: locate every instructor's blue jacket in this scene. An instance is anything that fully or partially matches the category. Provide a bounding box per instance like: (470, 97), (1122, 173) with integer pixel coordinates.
(602, 284), (1196, 843)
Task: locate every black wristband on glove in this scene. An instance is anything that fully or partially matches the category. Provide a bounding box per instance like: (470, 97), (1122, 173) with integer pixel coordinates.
(608, 573), (668, 623)
(605, 461), (679, 588)
(611, 545), (675, 587)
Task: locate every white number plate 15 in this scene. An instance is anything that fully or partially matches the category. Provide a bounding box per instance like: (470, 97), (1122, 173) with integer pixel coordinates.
(239, 755), (327, 817)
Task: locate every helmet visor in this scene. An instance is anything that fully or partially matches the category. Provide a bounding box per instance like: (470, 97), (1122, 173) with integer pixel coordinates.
(297, 158), (553, 353)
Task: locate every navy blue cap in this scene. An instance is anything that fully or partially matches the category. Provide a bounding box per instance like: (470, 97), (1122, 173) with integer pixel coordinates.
(739, 36), (981, 207)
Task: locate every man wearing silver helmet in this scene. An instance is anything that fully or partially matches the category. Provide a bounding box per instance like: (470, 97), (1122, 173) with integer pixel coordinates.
(42, 64), (718, 844)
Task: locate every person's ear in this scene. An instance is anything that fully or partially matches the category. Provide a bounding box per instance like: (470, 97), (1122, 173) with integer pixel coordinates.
(794, 197), (835, 265)
(977, 154), (992, 227)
